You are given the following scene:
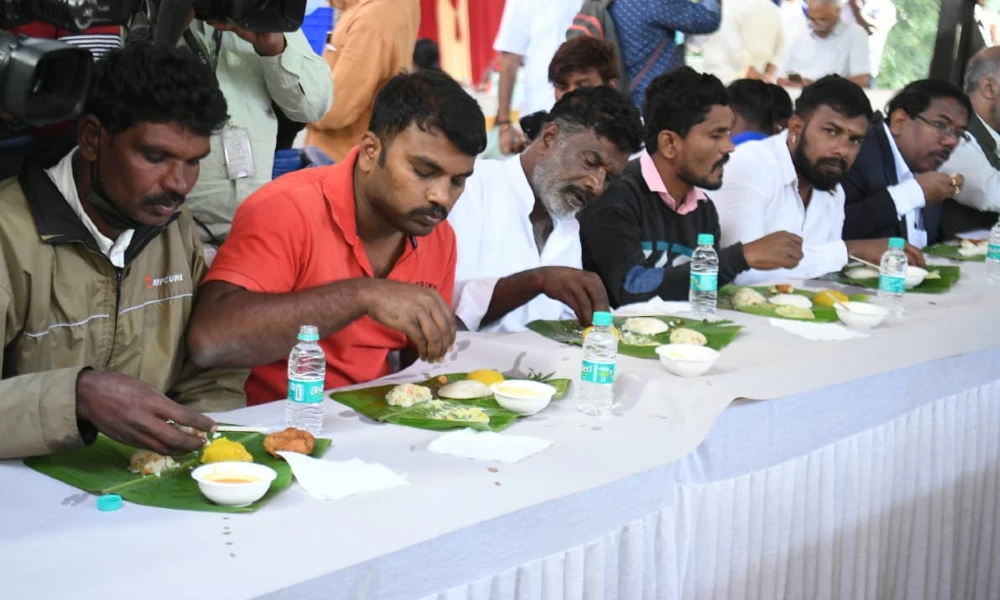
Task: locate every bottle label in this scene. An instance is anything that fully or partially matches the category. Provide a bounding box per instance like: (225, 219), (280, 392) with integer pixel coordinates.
(989, 243), (1000, 261)
(288, 378), (325, 404)
(581, 360), (616, 384)
(878, 274), (906, 294)
(690, 272), (718, 293)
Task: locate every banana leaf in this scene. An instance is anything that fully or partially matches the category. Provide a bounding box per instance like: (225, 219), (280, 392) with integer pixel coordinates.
(24, 431), (331, 514)
(329, 372), (570, 432)
(924, 242), (986, 262)
(526, 315), (742, 358)
(837, 264), (960, 294)
(718, 284), (869, 322)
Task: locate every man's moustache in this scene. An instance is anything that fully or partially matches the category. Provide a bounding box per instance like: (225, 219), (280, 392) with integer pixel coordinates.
(411, 205), (448, 219)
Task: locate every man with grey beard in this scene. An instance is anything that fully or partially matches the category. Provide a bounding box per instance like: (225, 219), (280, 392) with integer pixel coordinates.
(448, 87), (643, 332)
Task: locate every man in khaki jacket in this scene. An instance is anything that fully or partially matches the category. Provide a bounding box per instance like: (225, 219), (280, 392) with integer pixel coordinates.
(0, 42), (247, 460)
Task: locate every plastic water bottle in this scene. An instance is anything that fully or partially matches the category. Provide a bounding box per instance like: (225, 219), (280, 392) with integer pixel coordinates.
(286, 325), (326, 435)
(987, 219), (1000, 283)
(876, 237), (908, 318)
(689, 233), (719, 318)
(578, 311), (618, 416)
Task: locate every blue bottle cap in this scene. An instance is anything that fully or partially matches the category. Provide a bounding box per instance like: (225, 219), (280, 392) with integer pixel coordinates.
(697, 233), (714, 246)
(97, 494), (123, 512)
(888, 237), (905, 249)
(592, 311), (614, 327)
(298, 325), (320, 342)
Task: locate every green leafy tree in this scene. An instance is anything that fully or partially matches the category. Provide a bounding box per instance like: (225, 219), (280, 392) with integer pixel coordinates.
(877, 0), (941, 90)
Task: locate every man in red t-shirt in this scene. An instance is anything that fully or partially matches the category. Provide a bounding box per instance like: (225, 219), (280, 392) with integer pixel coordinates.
(187, 70), (487, 405)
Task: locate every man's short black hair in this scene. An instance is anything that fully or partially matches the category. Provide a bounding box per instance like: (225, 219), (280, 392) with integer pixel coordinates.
(86, 41), (228, 138)
(369, 70), (487, 157)
(887, 78), (973, 122)
(794, 75), (874, 122)
(548, 36), (618, 86)
(728, 79), (774, 134)
(547, 85), (643, 155)
(644, 66), (729, 153)
(768, 83), (794, 122)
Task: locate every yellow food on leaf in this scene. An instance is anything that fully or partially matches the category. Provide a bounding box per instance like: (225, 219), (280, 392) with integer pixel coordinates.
(814, 289), (850, 307)
(466, 369), (505, 386)
(201, 438), (253, 464)
(581, 325), (621, 340)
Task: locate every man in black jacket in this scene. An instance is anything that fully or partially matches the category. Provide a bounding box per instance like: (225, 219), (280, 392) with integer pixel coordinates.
(842, 79), (972, 247)
(579, 67), (804, 308)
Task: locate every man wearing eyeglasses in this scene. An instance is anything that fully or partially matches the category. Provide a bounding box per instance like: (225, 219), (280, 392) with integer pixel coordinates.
(841, 79), (971, 248)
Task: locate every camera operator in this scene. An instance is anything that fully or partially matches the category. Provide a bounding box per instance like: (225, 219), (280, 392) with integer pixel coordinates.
(0, 21), (122, 178)
(133, 0), (334, 256)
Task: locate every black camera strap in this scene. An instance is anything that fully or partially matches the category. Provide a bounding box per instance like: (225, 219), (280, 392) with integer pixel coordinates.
(183, 28), (224, 72)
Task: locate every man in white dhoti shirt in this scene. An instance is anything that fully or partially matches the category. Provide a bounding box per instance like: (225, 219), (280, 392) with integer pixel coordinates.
(449, 87), (643, 332)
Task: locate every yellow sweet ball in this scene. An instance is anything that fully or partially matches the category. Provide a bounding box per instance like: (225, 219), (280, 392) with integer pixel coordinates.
(465, 369), (505, 386)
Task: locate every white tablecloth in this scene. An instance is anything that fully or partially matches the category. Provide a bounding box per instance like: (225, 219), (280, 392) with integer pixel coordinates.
(2, 261), (999, 600)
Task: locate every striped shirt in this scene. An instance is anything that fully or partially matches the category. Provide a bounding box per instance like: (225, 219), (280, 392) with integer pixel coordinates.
(9, 22), (123, 61)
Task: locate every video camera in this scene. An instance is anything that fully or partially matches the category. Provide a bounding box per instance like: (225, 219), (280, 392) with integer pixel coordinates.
(1, 0), (305, 127)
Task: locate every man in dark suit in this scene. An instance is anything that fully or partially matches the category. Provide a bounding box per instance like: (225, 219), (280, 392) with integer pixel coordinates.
(842, 79), (972, 248)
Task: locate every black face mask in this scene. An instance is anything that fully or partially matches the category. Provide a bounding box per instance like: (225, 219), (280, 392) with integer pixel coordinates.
(86, 163), (146, 232)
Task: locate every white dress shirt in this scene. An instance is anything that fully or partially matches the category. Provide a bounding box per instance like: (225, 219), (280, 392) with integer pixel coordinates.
(881, 122), (928, 248)
(712, 131), (849, 284)
(779, 1), (808, 65)
(449, 156), (579, 332)
(698, 0), (783, 84)
(493, 0), (580, 115)
(46, 149), (135, 268)
(841, 3), (857, 25)
(939, 114), (1000, 213)
(860, 0), (897, 78)
(780, 18), (870, 81)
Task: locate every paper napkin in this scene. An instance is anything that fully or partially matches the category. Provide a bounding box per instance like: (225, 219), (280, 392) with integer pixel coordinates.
(768, 318), (869, 341)
(277, 452), (408, 500)
(614, 298), (692, 317)
(427, 428), (553, 464)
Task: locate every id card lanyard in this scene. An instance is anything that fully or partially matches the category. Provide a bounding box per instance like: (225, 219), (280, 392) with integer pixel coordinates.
(184, 28), (255, 180)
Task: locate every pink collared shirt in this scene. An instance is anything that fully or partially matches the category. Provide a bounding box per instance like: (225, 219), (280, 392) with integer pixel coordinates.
(639, 150), (706, 215)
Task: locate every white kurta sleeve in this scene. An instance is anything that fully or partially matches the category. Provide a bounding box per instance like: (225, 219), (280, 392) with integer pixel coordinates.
(940, 136), (1000, 213)
(448, 174), (496, 332)
(493, 0), (530, 55)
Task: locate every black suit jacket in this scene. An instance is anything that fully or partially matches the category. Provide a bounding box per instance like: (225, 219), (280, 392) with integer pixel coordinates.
(842, 116), (943, 245)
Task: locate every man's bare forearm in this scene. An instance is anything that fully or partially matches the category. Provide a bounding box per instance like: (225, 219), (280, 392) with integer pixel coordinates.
(497, 52), (522, 122)
(480, 270), (544, 327)
(188, 279), (374, 369)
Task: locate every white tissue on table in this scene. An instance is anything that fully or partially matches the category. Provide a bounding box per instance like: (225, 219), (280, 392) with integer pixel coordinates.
(427, 428), (553, 464)
(614, 298), (692, 317)
(768, 318), (869, 341)
(277, 452), (408, 500)
(956, 229), (990, 240)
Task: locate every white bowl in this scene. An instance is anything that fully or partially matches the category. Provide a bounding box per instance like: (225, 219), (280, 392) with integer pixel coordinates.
(490, 380), (557, 415)
(654, 344), (720, 377)
(834, 301), (888, 330)
(905, 266), (928, 289)
(191, 462), (277, 507)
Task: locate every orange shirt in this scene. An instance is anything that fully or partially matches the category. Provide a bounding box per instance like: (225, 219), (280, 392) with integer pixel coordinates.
(204, 147), (457, 405)
(305, 0), (421, 161)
